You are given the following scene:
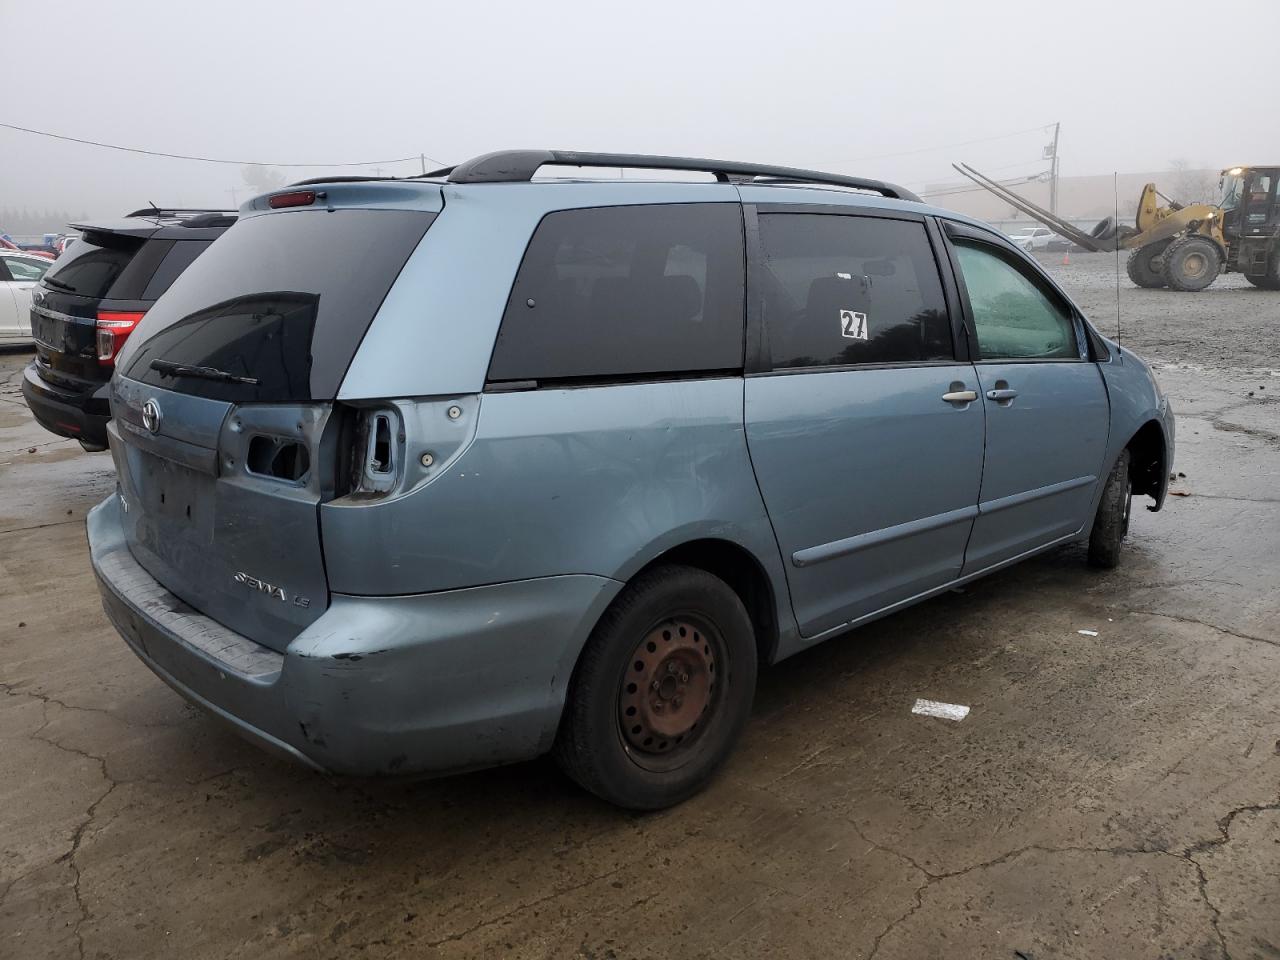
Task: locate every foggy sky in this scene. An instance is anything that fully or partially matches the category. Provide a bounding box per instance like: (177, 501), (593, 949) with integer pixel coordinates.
(0, 0), (1270, 221)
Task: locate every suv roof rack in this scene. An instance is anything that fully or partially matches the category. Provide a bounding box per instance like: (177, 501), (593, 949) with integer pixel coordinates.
(427, 150), (922, 202)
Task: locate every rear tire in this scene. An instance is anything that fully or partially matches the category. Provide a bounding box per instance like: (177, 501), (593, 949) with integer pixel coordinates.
(1088, 448), (1132, 569)
(1162, 236), (1222, 292)
(1126, 243), (1168, 288)
(554, 565), (757, 810)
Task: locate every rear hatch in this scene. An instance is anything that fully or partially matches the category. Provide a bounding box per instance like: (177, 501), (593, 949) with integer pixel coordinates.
(109, 199), (437, 651)
(32, 219), (229, 392)
(32, 225), (156, 392)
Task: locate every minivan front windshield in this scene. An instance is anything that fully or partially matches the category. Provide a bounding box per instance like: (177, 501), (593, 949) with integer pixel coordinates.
(118, 208), (435, 401)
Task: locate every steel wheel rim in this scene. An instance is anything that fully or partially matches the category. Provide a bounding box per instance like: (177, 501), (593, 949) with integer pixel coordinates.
(1183, 252), (1207, 278)
(618, 614), (723, 767)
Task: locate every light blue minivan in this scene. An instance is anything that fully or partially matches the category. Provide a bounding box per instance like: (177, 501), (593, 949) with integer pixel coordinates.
(87, 150), (1173, 808)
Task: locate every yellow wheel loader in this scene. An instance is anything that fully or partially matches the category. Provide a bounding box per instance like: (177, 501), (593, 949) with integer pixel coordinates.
(952, 163), (1280, 291)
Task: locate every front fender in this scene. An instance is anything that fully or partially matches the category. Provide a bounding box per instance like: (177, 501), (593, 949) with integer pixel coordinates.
(1093, 340), (1175, 514)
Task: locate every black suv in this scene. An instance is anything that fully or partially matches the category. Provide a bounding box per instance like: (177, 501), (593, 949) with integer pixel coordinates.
(22, 209), (235, 450)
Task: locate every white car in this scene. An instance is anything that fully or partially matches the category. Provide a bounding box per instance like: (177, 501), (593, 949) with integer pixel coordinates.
(0, 252), (52, 345)
(1005, 226), (1055, 251)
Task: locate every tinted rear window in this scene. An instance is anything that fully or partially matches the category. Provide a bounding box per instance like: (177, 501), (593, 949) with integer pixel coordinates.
(42, 231), (144, 298)
(120, 209), (434, 401)
(487, 203), (745, 383)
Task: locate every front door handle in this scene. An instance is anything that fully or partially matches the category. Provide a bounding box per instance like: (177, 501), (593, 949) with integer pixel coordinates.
(941, 390), (978, 403)
(986, 388), (1018, 402)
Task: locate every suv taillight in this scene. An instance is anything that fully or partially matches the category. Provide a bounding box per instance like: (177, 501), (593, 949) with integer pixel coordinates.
(96, 311), (145, 366)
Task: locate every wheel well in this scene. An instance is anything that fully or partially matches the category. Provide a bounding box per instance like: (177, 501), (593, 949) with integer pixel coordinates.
(1126, 420), (1166, 500)
(635, 539), (779, 666)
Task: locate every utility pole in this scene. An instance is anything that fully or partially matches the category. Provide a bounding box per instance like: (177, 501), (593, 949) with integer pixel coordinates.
(420, 153), (426, 176)
(1047, 121), (1061, 216)
(227, 187), (239, 208)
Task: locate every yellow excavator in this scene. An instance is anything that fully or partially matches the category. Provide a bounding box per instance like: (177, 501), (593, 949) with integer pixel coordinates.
(952, 163), (1280, 291)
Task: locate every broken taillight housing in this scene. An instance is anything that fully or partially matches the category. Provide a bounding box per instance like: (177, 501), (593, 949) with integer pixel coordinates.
(96, 310), (146, 366)
(334, 406), (403, 497)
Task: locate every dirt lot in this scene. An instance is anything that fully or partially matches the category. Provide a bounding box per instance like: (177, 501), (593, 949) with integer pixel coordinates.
(2, 254), (1277, 959)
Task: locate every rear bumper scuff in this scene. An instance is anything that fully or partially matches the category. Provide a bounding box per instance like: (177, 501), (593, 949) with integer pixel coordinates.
(88, 493), (622, 776)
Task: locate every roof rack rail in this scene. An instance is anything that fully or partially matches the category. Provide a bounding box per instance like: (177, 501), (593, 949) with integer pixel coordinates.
(427, 150), (921, 202)
(124, 207), (237, 220)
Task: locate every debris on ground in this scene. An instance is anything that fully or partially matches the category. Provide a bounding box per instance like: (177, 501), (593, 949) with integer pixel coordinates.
(911, 699), (970, 721)
(1078, 629), (1099, 637)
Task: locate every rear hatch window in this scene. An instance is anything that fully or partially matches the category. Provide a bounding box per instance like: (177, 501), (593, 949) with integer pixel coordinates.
(41, 230), (145, 298)
(119, 209), (435, 401)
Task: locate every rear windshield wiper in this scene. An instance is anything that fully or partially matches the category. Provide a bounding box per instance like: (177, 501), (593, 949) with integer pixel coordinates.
(41, 275), (76, 292)
(150, 358), (260, 385)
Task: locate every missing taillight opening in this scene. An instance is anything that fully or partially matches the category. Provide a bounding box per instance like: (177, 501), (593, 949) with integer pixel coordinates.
(96, 310), (145, 366)
(370, 413), (393, 473)
(246, 435), (311, 483)
(340, 407), (402, 497)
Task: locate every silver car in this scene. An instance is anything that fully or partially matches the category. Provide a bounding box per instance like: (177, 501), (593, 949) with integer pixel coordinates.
(88, 150), (1174, 808)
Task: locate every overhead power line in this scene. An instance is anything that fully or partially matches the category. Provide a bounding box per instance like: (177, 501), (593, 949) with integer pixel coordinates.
(0, 121), (446, 169)
(842, 124), (1054, 164)
(919, 173), (1045, 199)
(905, 156), (1052, 191)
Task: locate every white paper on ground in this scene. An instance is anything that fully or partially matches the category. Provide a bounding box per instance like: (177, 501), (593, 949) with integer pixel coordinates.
(1077, 629), (1099, 637)
(911, 699), (970, 721)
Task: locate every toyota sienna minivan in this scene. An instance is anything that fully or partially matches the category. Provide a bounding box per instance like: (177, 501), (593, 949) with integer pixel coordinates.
(87, 150), (1173, 809)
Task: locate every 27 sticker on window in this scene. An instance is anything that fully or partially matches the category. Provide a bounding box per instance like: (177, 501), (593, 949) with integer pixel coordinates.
(840, 309), (868, 341)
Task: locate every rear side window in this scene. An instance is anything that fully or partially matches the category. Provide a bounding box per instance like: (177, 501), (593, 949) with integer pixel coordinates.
(952, 241), (1078, 360)
(2, 256), (50, 282)
(141, 240), (212, 300)
(41, 231), (143, 298)
(487, 203), (744, 383)
(756, 214), (952, 369)
(120, 209), (434, 402)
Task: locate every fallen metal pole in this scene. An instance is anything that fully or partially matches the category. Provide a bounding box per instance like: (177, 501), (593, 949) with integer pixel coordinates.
(951, 163), (1115, 252)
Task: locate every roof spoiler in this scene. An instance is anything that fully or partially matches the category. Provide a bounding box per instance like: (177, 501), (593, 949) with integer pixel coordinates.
(122, 207), (237, 220)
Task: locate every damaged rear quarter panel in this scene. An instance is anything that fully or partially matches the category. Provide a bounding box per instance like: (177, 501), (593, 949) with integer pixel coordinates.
(281, 575), (622, 776)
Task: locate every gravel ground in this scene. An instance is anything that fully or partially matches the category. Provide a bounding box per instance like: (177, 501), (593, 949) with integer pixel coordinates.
(1, 263), (1278, 960)
(1036, 251), (1280, 372)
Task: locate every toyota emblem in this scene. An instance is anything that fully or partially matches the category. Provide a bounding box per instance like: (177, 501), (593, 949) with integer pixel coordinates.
(141, 399), (162, 435)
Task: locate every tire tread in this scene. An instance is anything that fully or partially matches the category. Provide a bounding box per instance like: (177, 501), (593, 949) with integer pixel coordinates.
(1088, 448), (1131, 568)
(553, 564), (756, 809)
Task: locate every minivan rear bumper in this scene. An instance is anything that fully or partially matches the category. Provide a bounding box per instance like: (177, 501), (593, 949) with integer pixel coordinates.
(88, 493), (622, 777)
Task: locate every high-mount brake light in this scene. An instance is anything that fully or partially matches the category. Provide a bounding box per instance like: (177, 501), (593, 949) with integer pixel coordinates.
(268, 190), (317, 209)
(96, 310), (146, 366)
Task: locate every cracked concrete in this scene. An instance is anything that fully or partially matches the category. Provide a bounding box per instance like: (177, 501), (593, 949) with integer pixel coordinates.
(2, 259), (1279, 960)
